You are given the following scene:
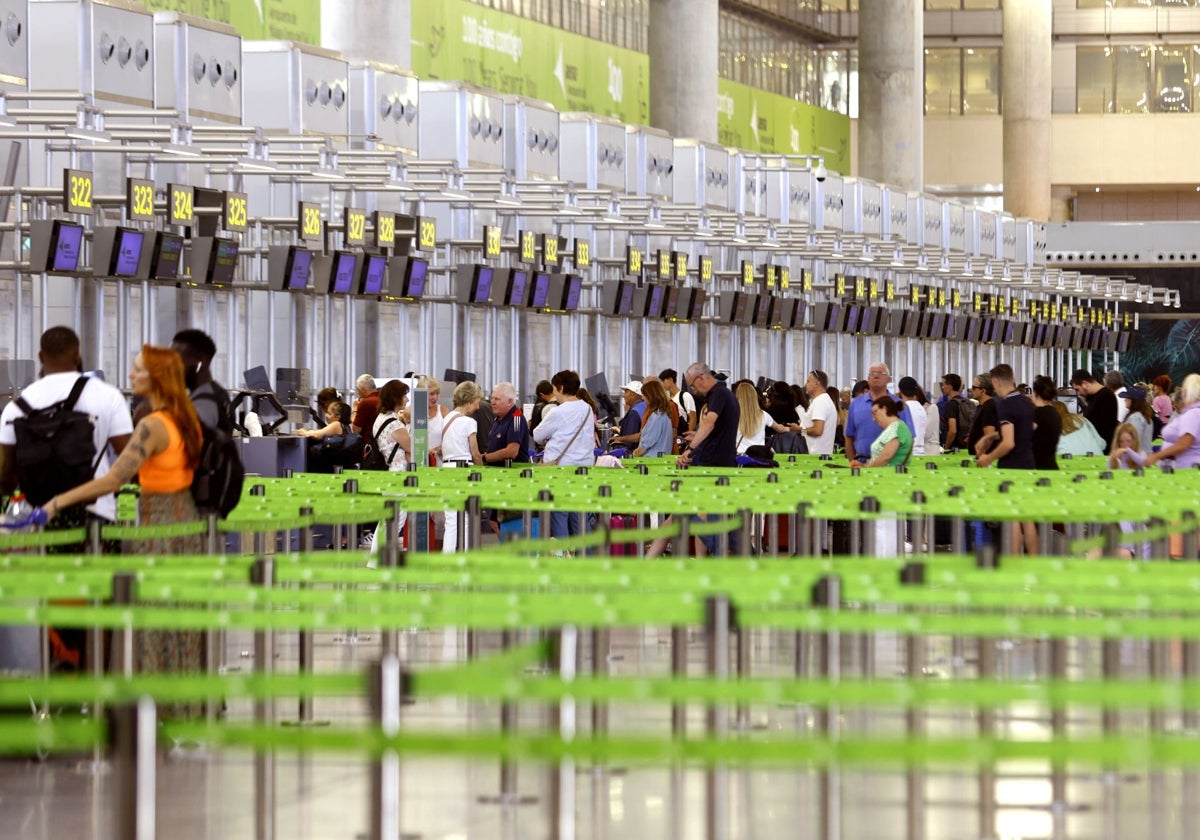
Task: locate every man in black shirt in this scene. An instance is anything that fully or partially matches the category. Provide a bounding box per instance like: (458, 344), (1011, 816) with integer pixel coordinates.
(647, 362), (739, 558)
(967, 372), (999, 457)
(679, 362), (739, 468)
(1070, 368), (1118, 453)
(976, 364), (1038, 554)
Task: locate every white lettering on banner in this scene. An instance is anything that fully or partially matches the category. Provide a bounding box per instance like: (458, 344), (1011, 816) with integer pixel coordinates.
(462, 15), (523, 63)
(790, 125), (800, 153)
(717, 94), (735, 119)
(607, 58), (623, 104)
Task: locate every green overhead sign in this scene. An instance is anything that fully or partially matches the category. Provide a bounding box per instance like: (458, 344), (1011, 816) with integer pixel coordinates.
(410, 0), (649, 123)
(142, 0), (321, 43)
(717, 79), (850, 173)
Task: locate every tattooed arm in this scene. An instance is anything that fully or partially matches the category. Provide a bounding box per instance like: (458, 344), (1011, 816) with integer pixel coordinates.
(45, 416), (167, 518)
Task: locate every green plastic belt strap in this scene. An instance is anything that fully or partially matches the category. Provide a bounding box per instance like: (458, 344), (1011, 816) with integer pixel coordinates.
(101, 520), (209, 541)
(0, 528), (88, 549)
(0, 672), (365, 707)
(152, 725), (1200, 769)
(0, 718), (102, 755)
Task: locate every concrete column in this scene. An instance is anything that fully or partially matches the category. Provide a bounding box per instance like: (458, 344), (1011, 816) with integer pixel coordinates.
(321, 0), (411, 69)
(1002, 0), (1052, 221)
(649, 0), (718, 143)
(858, 0), (923, 189)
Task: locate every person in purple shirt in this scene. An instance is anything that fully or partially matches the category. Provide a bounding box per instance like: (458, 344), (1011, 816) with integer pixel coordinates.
(843, 362), (916, 462)
(1144, 373), (1200, 470)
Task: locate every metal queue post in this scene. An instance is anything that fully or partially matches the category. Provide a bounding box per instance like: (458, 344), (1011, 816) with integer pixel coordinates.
(251, 557), (276, 840)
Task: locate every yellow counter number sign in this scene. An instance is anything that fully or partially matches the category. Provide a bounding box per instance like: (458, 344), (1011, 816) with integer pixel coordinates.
(345, 207), (366, 246)
(299, 201), (322, 242)
(574, 239), (590, 269)
(418, 217), (436, 250)
(374, 212), (395, 248)
(543, 234), (558, 265)
(700, 256), (713, 283)
(64, 168), (93, 214)
(520, 230), (536, 263)
(484, 225), (501, 258)
(224, 191), (248, 232)
(168, 184), (194, 227)
(627, 246), (642, 275)
(127, 178), (154, 222)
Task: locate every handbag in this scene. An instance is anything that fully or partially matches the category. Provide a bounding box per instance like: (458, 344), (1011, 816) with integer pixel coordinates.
(539, 413), (591, 466)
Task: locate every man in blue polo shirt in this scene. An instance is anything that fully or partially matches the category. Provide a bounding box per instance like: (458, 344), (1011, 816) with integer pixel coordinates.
(844, 362), (916, 462)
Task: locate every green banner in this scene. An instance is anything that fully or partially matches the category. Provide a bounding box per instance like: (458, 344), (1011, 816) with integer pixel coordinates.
(142, 0), (321, 43)
(718, 79), (850, 174)
(411, 0), (649, 123)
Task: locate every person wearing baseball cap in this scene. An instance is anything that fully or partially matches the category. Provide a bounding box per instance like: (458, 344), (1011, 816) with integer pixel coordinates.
(612, 379), (646, 446)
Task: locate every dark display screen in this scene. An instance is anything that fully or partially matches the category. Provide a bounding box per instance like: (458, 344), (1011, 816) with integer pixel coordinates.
(51, 222), (83, 272)
(473, 266), (493, 302)
(152, 233), (183, 280)
(112, 229), (143, 277)
(360, 255), (387, 294)
(406, 259), (428, 297)
(663, 286), (680, 319)
(731, 293), (749, 324)
(286, 248), (312, 290)
(564, 275), (582, 310)
(507, 269), (528, 305)
(211, 239), (238, 285)
(617, 281), (635, 315)
(331, 252), (358, 293)
(845, 305), (862, 333)
(647, 285), (665, 317)
(530, 272), (551, 308)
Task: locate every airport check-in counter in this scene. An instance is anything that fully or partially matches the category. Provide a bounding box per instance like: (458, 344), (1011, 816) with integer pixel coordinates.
(881, 185), (909, 241)
(349, 60), (418, 154)
(419, 80), (505, 169)
(560, 112), (627, 191)
(946, 200), (967, 255)
(242, 40), (349, 136)
(153, 12), (242, 125)
(624, 124), (674, 201)
(503, 95), (560, 181)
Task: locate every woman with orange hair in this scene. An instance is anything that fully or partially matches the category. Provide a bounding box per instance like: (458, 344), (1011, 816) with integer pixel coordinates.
(24, 346), (206, 699)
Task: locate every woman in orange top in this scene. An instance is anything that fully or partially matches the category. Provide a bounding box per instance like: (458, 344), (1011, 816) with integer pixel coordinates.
(39, 346), (205, 704)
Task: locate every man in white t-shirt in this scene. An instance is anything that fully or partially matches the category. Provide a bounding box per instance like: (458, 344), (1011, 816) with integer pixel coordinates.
(801, 369), (838, 456)
(0, 327), (133, 524)
(660, 368), (697, 433)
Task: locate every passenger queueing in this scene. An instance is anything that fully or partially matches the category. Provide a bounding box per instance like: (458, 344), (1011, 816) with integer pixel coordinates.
(633, 379), (675, 458)
(532, 370), (597, 539)
(1070, 368), (1119, 454)
(800, 370), (838, 456)
(437, 381), (485, 553)
(843, 363), (916, 464)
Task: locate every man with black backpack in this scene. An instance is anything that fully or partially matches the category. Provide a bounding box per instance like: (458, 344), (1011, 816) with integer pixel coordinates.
(0, 326), (133, 668)
(941, 373), (975, 451)
(171, 329), (243, 518)
(172, 329), (232, 433)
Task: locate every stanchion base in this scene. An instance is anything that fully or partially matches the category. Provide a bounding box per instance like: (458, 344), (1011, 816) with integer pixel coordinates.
(476, 793), (539, 806)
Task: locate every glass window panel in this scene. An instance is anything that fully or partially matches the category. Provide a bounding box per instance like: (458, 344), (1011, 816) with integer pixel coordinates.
(962, 48), (1000, 114)
(1156, 46), (1191, 112)
(1114, 45), (1152, 113)
(924, 48), (961, 115)
(1076, 47), (1113, 113)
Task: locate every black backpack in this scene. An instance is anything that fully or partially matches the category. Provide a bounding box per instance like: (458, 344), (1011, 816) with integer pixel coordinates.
(191, 421), (244, 518)
(361, 416), (401, 470)
(951, 395), (976, 448)
(10, 376), (101, 507)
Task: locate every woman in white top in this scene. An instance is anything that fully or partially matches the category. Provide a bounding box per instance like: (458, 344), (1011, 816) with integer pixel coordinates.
(734, 381), (786, 454)
(370, 380), (413, 554)
(897, 376), (936, 456)
(531, 370), (597, 539)
(438, 381), (483, 553)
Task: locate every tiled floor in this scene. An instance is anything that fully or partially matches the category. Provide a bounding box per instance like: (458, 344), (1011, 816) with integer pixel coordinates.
(0, 626), (1194, 839)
